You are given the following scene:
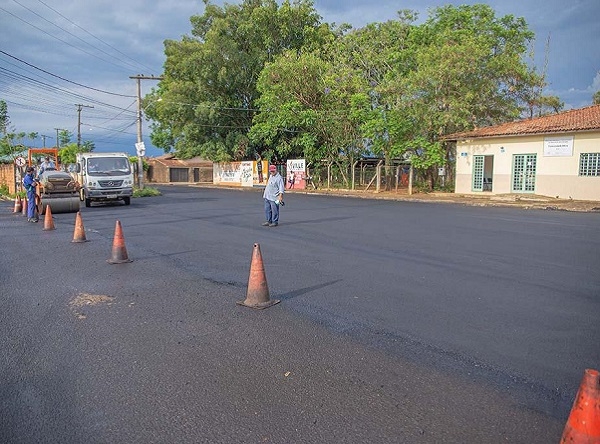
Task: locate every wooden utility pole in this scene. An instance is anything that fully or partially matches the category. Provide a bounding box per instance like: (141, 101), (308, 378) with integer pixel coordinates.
(40, 134), (53, 148)
(75, 104), (94, 149)
(129, 74), (163, 189)
(54, 128), (66, 148)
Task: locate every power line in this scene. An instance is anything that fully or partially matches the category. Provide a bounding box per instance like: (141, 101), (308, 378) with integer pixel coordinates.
(0, 50), (135, 98)
(35, 0), (157, 75)
(10, 0), (153, 75)
(0, 5), (142, 74)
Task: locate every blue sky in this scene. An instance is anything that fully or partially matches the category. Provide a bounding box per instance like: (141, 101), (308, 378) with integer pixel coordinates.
(1, 0), (598, 157)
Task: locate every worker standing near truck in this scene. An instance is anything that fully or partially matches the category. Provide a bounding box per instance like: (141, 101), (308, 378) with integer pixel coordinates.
(22, 166), (39, 222)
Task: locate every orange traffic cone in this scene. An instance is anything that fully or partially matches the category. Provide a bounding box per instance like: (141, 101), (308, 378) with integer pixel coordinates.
(107, 220), (132, 264)
(42, 205), (55, 230)
(13, 196), (22, 213)
(237, 243), (280, 309)
(22, 198), (28, 216)
(560, 368), (600, 443)
(71, 211), (87, 243)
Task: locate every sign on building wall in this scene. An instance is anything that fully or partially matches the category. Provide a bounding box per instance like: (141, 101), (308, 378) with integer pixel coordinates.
(286, 158), (306, 190)
(544, 136), (573, 157)
(254, 160), (267, 186)
(214, 162), (243, 186)
(240, 161), (253, 187)
(214, 160), (269, 187)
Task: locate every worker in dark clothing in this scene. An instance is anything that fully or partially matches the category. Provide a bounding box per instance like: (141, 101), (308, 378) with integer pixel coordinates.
(23, 166), (39, 222)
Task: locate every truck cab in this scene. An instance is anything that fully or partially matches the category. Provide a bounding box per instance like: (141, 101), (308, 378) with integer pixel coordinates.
(74, 153), (134, 207)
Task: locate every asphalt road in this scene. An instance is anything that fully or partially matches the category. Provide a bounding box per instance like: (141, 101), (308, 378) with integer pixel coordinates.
(1, 185), (599, 443)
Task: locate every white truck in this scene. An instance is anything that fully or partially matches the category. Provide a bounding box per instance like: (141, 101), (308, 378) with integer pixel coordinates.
(73, 152), (134, 207)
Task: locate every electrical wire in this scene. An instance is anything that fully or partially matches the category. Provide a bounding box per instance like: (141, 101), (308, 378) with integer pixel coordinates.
(34, 0), (158, 75)
(0, 50), (136, 98)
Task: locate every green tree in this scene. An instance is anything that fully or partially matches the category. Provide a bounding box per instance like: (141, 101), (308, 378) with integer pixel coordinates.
(0, 101), (21, 159)
(0, 100), (9, 135)
(535, 95), (564, 116)
(393, 4), (543, 189)
(57, 132), (93, 164)
(250, 48), (365, 185)
(594, 90), (600, 105)
(145, 0), (329, 161)
(334, 16), (416, 189)
(58, 130), (73, 148)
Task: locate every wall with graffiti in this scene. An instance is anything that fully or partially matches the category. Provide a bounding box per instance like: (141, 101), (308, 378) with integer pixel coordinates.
(286, 159), (306, 190)
(213, 160), (269, 187)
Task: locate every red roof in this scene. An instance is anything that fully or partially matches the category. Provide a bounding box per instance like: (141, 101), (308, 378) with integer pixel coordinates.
(444, 104), (600, 140)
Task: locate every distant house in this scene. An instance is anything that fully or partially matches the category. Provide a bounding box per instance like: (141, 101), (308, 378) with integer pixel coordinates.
(146, 154), (213, 184)
(444, 104), (600, 201)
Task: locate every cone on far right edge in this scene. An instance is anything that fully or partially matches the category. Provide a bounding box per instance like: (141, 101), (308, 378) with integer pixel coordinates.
(560, 368), (600, 443)
(71, 211), (87, 243)
(237, 243), (280, 309)
(107, 220), (132, 264)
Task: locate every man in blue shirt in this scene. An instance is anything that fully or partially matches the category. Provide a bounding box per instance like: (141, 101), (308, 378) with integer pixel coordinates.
(262, 165), (284, 227)
(37, 156), (56, 179)
(22, 166), (39, 222)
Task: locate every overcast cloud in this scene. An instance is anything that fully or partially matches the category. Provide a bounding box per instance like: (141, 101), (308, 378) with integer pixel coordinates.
(1, 0), (598, 156)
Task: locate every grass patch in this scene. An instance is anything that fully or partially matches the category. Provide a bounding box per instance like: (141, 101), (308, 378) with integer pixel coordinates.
(133, 186), (162, 198)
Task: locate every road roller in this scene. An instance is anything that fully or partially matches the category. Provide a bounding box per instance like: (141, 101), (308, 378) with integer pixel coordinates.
(36, 169), (81, 215)
(27, 148), (81, 215)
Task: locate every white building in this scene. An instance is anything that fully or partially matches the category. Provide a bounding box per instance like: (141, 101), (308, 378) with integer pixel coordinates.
(445, 105), (600, 201)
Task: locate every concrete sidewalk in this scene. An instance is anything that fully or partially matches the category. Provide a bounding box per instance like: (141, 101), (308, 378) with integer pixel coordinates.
(298, 188), (600, 212)
(187, 183), (600, 213)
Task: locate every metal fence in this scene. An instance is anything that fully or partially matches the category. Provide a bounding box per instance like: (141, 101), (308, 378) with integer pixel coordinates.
(305, 160), (414, 193)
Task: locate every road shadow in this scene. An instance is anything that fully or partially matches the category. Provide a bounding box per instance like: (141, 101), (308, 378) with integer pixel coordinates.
(279, 279), (342, 301)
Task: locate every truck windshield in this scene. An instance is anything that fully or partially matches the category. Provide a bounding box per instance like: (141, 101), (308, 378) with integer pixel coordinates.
(87, 157), (131, 176)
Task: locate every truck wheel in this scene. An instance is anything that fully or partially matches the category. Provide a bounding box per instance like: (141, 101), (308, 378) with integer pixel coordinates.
(85, 197), (91, 207)
(123, 197), (131, 205)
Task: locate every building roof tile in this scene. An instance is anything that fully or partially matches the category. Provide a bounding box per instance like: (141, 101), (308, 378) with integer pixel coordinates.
(444, 104), (600, 140)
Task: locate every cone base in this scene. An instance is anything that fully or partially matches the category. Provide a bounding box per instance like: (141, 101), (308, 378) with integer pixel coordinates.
(72, 239), (88, 243)
(107, 258), (132, 264)
(236, 299), (280, 309)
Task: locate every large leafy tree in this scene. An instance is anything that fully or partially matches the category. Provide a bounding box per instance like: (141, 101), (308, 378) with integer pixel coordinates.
(335, 15), (416, 189)
(146, 0), (329, 161)
(390, 4), (546, 188)
(145, 2), (559, 191)
(250, 48), (365, 184)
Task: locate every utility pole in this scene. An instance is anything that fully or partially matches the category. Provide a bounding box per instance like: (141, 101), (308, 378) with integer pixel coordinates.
(75, 104), (94, 150)
(40, 134), (53, 148)
(129, 74), (163, 190)
(54, 128), (66, 148)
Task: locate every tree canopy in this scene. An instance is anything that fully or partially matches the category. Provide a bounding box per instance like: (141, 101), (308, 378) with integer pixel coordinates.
(146, 2), (562, 188)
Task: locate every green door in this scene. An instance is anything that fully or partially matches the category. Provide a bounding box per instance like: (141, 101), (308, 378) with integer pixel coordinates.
(472, 155), (484, 191)
(512, 154), (537, 193)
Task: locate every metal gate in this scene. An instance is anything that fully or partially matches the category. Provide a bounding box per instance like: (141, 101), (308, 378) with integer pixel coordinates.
(512, 154), (537, 193)
(169, 168), (189, 182)
(472, 155), (484, 191)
